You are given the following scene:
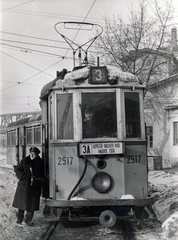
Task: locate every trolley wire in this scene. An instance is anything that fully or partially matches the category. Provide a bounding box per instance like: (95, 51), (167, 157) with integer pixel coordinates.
(0, 31), (64, 44)
(1, 51), (55, 77)
(1, 0), (34, 12)
(61, 0), (97, 59)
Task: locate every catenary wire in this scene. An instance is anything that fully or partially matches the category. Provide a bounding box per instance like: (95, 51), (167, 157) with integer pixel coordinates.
(1, 0), (34, 12)
(0, 43), (66, 58)
(1, 51), (55, 77)
(1, 54), (65, 91)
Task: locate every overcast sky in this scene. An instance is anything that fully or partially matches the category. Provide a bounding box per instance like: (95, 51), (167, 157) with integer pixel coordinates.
(1, 0), (178, 115)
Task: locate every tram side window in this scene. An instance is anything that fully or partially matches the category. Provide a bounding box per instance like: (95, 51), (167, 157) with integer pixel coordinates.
(82, 92), (117, 138)
(34, 126), (41, 144)
(7, 130), (16, 145)
(26, 128), (33, 144)
(57, 94), (74, 139)
(49, 96), (53, 140)
(125, 92), (141, 138)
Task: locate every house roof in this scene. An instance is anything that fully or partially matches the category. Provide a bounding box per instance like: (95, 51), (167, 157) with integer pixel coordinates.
(148, 73), (178, 89)
(164, 104), (178, 110)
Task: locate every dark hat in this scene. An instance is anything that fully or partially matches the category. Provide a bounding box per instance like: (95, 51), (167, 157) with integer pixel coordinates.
(84, 106), (93, 113)
(29, 146), (40, 154)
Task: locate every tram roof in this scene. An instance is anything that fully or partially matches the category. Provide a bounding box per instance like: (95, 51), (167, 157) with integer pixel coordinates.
(7, 117), (30, 128)
(40, 65), (143, 99)
(7, 114), (41, 128)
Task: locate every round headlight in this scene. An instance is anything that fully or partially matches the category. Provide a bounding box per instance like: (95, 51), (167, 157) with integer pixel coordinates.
(97, 159), (107, 169)
(92, 172), (112, 193)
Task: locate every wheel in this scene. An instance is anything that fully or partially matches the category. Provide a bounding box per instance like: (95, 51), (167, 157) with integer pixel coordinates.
(99, 210), (116, 228)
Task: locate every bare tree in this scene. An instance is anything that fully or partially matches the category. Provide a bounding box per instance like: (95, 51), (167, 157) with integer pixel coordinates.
(93, 0), (177, 96)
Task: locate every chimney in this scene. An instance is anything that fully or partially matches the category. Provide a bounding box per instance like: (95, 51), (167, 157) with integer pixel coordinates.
(171, 28), (177, 48)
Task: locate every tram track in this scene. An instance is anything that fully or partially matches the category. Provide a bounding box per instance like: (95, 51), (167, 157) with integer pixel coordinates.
(39, 220), (60, 240)
(119, 220), (137, 240)
(38, 217), (137, 240)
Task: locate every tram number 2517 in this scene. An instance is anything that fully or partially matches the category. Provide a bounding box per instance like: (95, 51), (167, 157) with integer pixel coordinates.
(127, 155), (141, 164)
(58, 157), (73, 165)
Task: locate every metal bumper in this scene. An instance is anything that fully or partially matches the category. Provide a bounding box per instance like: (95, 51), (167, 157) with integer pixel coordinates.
(46, 196), (155, 208)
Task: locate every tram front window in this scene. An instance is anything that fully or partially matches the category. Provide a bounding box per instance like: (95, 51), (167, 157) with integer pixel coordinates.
(57, 93), (73, 139)
(82, 92), (117, 138)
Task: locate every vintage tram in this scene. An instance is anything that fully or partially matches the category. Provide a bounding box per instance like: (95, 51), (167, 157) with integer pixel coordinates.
(6, 22), (154, 228)
(39, 62), (154, 228)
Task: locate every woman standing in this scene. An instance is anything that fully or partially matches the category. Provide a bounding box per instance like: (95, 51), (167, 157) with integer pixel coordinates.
(13, 146), (44, 226)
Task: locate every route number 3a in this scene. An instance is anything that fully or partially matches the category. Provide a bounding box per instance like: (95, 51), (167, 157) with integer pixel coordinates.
(127, 155), (141, 164)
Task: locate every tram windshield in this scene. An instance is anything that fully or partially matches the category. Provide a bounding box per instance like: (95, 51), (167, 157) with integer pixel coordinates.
(82, 92), (117, 138)
(56, 93), (74, 139)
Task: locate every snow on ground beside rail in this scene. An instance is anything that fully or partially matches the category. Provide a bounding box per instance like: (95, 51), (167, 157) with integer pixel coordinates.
(0, 148), (178, 239)
(0, 149), (17, 238)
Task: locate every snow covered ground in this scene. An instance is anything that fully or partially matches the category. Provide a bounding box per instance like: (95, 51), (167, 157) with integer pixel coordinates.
(0, 148), (178, 239)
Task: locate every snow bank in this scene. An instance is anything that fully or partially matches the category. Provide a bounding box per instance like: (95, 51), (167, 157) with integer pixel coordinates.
(0, 167), (17, 238)
(162, 212), (178, 239)
(148, 170), (178, 239)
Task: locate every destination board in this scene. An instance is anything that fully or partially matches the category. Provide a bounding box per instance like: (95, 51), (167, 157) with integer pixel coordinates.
(79, 142), (124, 155)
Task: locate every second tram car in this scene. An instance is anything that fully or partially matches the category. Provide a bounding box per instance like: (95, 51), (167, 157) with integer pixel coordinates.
(7, 114), (42, 165)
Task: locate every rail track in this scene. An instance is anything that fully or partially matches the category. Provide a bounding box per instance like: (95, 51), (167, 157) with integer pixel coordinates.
(38, 215), (136, 240)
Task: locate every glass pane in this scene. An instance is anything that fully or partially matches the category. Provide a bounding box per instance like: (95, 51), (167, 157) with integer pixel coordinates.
(34, 127), (41, 144)
(57, 94), (73, 139)
(174, 122), (178, 145)
(82, 92), (117, 138)
(125, 92), (141, 138)
(12, 131), (16, 145)
(27, 128), (33, 144)
(49, 96), (53, 140)
(7, 131), (15, 145)
(7, 132), (10, 145)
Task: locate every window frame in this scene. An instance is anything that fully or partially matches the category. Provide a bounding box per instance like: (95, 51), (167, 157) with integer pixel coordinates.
(26, 123), (42, 145)
(122, 89), (145, 140)
(79, 89), (119, 141)
(146, 126), (153, 148)
(173, 122), (178, 145)
(50, 90), (76, 142)
(7, 129), (16, 146)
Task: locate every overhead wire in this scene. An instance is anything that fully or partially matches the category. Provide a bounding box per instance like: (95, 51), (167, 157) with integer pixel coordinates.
(1, 0), (35, 12)
(0, 36), (103, 55)
(0, 38), (69, 50)
(1, 51), (54, 77)
(2, 7), (103, 23)
(1, 0), (99, 106)
(0, 42), (67, 58)
(0, 31), (65, 44)
(61, 0), (97, 60)
(1, 54), (65, 91)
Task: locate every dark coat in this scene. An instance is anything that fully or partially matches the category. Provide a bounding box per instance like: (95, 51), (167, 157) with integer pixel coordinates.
(12, 155), (44, 211)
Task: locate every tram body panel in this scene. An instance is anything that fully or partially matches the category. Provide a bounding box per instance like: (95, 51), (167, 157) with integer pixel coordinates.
(7, 145), (16, 165)
(124, 143), (148, 199)
(77, 155), (125, 199)
(49, 144), (79, 200)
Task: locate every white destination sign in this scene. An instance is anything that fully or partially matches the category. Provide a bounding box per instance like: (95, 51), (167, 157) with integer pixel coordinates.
(79, 142), (124, 155)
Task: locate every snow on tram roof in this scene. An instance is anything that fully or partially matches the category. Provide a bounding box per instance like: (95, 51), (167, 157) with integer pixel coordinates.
(40, 65), (142, 99)
(63, 65), (139, 83)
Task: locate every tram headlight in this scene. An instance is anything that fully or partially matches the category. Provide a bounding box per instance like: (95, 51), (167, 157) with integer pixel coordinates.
(92, 172), (112, 193)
